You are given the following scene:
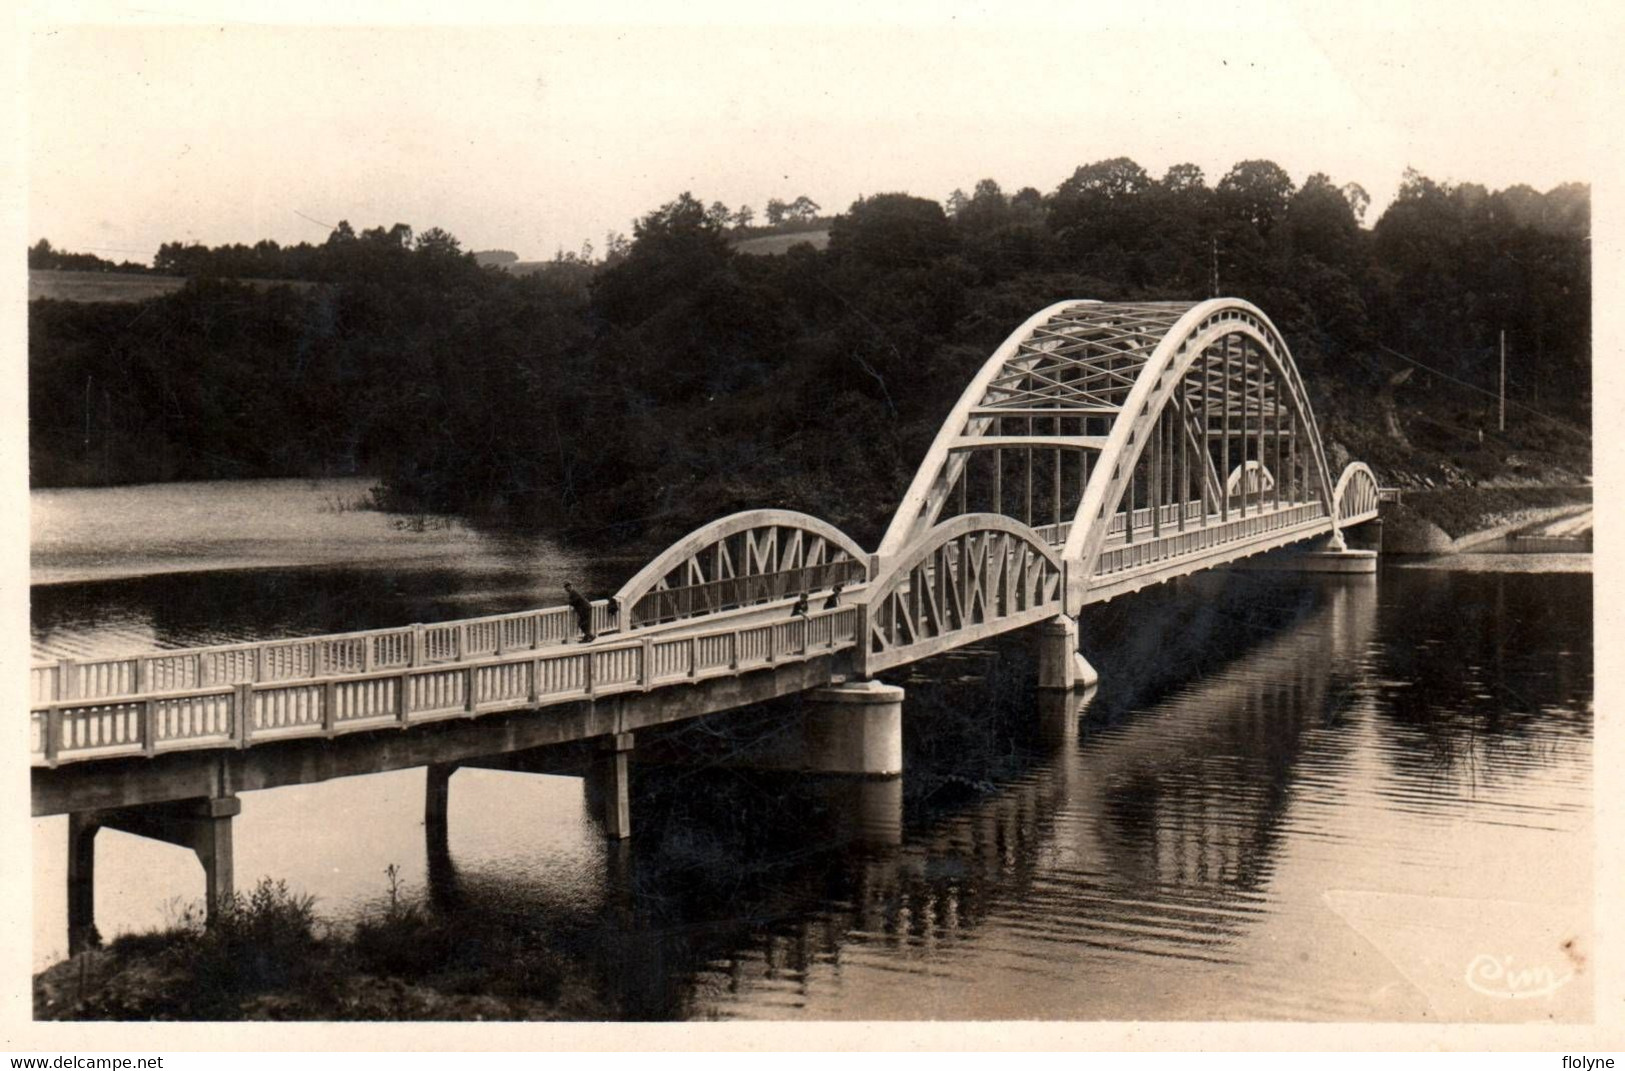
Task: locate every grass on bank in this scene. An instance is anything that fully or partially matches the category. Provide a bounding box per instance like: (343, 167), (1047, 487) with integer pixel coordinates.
(35, 874), (600, 1021)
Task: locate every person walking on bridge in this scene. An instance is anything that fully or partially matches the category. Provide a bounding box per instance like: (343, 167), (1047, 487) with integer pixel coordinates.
(565, 582), (595, 642)
(823, 582), (844, 610)
(791, 592), (810, 619)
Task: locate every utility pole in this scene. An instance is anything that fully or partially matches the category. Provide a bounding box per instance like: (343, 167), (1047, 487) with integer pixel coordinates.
(1499, 329), (1506, 432)
(1211, 237), (1219, 298)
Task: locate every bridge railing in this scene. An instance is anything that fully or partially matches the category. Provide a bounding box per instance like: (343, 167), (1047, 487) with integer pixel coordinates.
(1104, 500), (1206, 538)
(1028, 500), (1214, 549)
(29, 600), (622, 708)
(1093, 501), (1326, 577)
(31, 605), (861, 768)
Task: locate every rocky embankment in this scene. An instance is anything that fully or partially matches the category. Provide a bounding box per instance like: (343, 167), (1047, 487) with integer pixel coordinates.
(1380, 485), (1593, 554)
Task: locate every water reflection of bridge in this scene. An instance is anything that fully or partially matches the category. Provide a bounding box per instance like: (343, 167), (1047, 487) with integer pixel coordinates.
(414, 574), (1379, 1018)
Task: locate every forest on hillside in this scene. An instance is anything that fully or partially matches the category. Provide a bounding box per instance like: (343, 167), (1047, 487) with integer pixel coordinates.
(28, 158), (1590, 549)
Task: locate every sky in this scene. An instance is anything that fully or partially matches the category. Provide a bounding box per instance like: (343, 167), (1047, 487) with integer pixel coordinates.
(19, 1), (1619, 264)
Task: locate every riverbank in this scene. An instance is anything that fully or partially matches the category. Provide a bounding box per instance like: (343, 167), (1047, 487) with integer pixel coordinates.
(1379, 484), (1593, 554)
(34, 878), (605, 1021)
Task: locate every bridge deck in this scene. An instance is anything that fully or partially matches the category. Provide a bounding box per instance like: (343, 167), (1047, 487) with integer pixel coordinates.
(30, 493), (1372, 771)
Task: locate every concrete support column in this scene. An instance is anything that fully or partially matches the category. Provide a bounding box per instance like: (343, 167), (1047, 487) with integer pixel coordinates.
(67, 813), (100, 956)
(587, 732), (634, 840)
(1038, 614), (1099, 691)
(193, 797), (239, 919)
(424, 763), (455, 839)
(424, 762), (457, 868)
(72, 793), (242, 953)
(802, 680), (904, 776)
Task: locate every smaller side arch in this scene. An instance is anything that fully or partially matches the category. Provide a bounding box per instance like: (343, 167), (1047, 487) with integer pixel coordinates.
(862, 513), (1064, 674)
(614, 509), (869, 629)
(1333, 462), (1381, 525)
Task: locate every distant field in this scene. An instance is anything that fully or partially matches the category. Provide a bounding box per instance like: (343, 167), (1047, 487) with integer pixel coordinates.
(731, 229), (830, 255)
(29, 271), (315, 304)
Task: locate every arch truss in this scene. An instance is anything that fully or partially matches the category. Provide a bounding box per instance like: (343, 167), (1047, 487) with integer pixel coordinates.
(1333, 462), (1380, 526)
(864, 514), (1064, 674)
(615, 510), (868, 629)
(878, 299), (1347, 614)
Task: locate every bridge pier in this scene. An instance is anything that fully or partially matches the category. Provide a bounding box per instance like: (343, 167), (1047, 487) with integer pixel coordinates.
(801, 680), (904, 776)
(424, 762), (457, 861)
(1227, 532), (1379, 575)
(1038, 614), (1099, 691)
(584, 733), (635, 840)
(66, 813), (99, 956)
(66, 793), (241, 955)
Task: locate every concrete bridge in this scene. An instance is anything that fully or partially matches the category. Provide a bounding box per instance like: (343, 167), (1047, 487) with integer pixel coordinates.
(29, 297), (1384, 955)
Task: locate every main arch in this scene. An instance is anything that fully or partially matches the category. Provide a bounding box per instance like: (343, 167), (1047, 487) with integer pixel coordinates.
(875, 298), (1349, 613)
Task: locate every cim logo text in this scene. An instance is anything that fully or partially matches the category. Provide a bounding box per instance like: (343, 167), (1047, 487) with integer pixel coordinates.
(1464, 953), (1574, 1000)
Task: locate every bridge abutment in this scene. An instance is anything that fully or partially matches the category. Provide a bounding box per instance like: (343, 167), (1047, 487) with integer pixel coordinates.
(1344, 517), (1383, 552)
(1038, 614), (1099, 691)
(802, 680), (904, 776)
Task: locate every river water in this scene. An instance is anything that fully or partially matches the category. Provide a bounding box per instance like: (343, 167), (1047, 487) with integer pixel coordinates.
(30, 479), (1594, 1022)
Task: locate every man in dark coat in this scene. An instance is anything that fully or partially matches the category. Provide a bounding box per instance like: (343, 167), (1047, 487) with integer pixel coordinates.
(565, 582), (595, 642)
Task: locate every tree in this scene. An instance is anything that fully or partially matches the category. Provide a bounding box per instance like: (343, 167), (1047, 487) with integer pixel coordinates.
(1340, 182), (1371, 225)
(828, 193), (956, 270)
(707, 201), (734, 230)
(1216, 160), (1296, 236)
(788, 195), (822, 222)
(592, 192), (735, 327)
(1286, 173), (1362, 269)
(1161, 162), (1207, 193)
(1055, 157), (1153, 204)
(1011, 186), (1042, 210)
(1048, 157), (1158, 282)
(414, 227), (463, 256)
(326, 220), (357, 245)
(154, 240), (211, 276)
(955, 179), (1010, 234)
(945, 188), (968, 218)
(765, 198), (789, 225)
(731, 205), (756, 230)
